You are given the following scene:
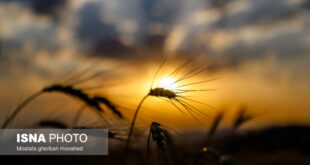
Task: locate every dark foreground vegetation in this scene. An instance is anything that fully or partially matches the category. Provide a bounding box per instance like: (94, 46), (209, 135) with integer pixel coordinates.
(2, 125), (310, 165)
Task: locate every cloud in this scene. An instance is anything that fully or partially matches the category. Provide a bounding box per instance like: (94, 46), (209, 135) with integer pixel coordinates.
(74, 1), (175, 59)
(74, 2), (138, 59)
(75, 2), (117, 45)
(142, 34), (166, 51)
(140, 0), (180, 25)
(163, 0), (310, 69)
(90, 38), (136, 58)
(1, 0), (310, 68)
(2, 0), (68, 20)
(28, 0), (68, 19)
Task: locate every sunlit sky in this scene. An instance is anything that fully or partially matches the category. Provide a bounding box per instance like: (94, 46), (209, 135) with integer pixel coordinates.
(0, 0), (310, 130)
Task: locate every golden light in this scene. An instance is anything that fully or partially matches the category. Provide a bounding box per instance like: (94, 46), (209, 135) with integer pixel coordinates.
(158, 77), (178, 91)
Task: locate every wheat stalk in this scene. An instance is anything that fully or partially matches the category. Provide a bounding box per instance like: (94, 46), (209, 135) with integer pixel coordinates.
(2, 91), (43, 128)
(126, 56), (217, 150)
(2, 84), (123, 128)
(147, 122), (174, 152)
(233, 107), (252, 130)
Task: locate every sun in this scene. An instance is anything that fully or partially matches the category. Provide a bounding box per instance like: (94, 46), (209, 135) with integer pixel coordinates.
(158, 77), (178, 91)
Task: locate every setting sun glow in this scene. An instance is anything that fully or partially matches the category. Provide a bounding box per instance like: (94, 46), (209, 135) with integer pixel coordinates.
(158, 77), (178, 91)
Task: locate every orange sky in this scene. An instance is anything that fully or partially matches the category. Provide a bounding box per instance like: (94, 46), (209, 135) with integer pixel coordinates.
(1, 54), (310, 130)
(1, 0), (310, 130)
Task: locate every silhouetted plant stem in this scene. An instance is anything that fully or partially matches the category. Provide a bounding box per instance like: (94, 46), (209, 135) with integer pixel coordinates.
(2, 91), (43, 128)
(126, 95), (149, 150)
(146, 128), (152, 154)
(71, 106), (86, 127)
